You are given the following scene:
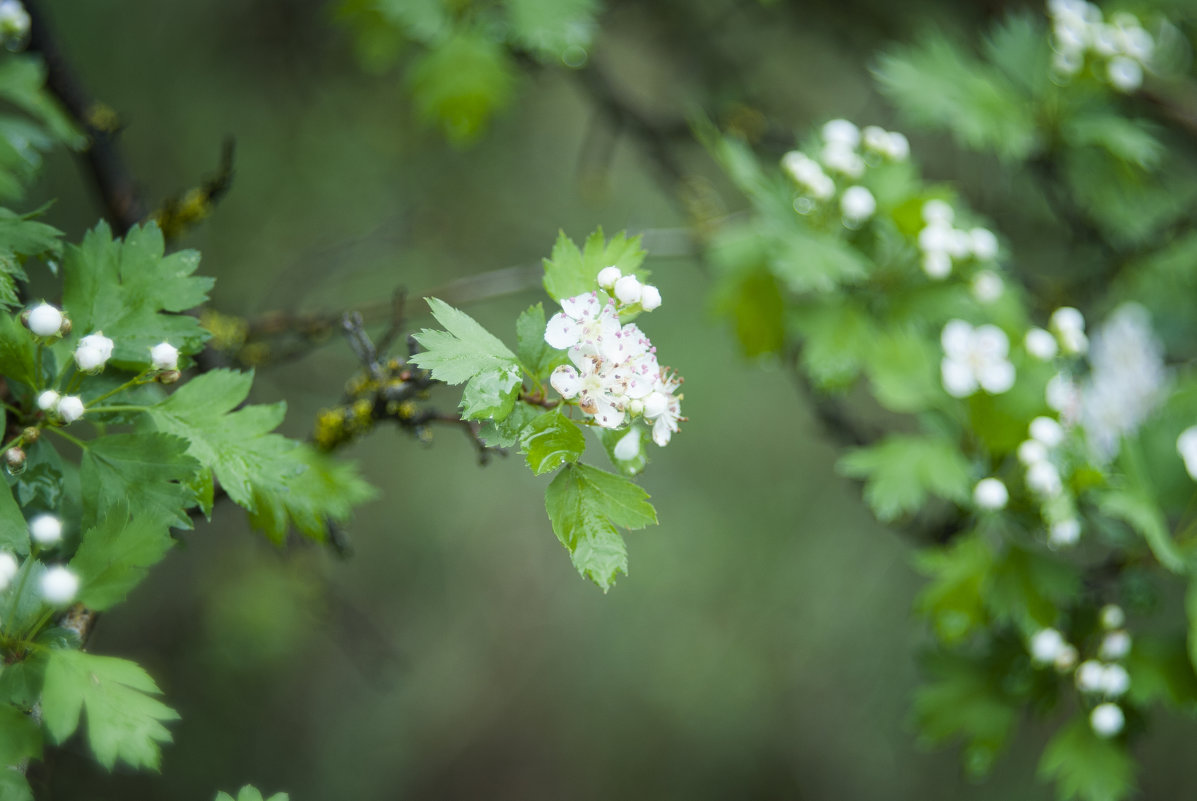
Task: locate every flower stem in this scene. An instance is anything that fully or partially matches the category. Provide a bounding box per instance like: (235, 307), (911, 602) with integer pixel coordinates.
(86, 371), (152, 406)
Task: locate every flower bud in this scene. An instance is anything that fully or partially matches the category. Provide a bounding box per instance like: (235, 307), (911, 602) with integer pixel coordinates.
(639, 285), (662, 312)
(29, 513), (62, 546)
(75, 332), (114, 372)
(40, 565), (79, 605)
(614, 275), (643, 306)
(596, 266), (622, 289)
(973, 477), (1008, 510)
(1100, 605), (1125, 630)
(1090, 703), (1124, 738)
(57, 395), (84, 423)
(150, 341), (179, 371)
(26, 303), (64, 337)
(1025, 327), (1058, 361)
(3, 447), (25, 475)
(36, 390), (59, 411)
(156, 369), (182, 385)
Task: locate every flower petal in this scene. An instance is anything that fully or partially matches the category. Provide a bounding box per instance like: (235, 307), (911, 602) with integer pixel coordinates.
(550, 365), (582, 398)
(545, 312), (580, 350)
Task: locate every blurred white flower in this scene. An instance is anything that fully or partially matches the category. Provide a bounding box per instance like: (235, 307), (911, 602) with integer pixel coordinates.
(940, 320), (1015, 397)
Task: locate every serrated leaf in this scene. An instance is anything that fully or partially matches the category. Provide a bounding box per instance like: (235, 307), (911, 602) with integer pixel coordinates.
(0, 309), (37, 390)
(459, 368), (521, 421)
(1099, 488), (1185, 573)
(410, 297), (519, 385)
(0, 702), (42, 767)
(0, 480), (25, 555)
(145, 369), (303, 515)
(61, 222), (212, 367)
(13, 438), (63, 511)
(793, 300), (877, 388)
(520, 409), (585, 475)
(79, 432), (200, 532)
(409, 29), (515, 145)
(544, 463), (656, 590)
(838, 435), (972, 522)
(865, 330), (941, 413)
(0, 56), (84, 200)
(1063, 113), (1163, 170)
(542, 228), (646, 302)
(986, 546), (1080, 633)
(69, 505), (175, 611)
(0, 207), (62, 309)
(477, 402), (540, 448)
(767, 223), (869, 293)
(506, 0), (596, 62)
(914, 534), (991, 644)
(41, 650), (178, 771)
(1038, 718), (1135, 801)
(516, 302), (562, 381)
(214, 786), (290, 801)
(246, 445), (377, 544)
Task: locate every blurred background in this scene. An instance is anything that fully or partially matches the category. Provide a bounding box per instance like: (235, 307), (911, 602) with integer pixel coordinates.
(22, 0), (1197, 798)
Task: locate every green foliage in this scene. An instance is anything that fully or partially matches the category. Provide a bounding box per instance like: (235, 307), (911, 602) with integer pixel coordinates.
(411, 297), (520, 385)
(0, 705), (39, 800)
(79, 432), (199, 532)
(62, 222), (213, 367)
(409, 30), (516, 145)
(544, 463), (656, 590)
(0, 56), (84, 200)
(1038, 718), (1135, 801)
(0, 481), (27, 554)
(542, 227), (646, 302)
(506, 0), (597, 63)
(70, 505), (175, 611)
(214, 787), (290, 801)
(838, 435), (973, 522)
(246, 445), (377, 544)
(515, 302), (561, 381)
(41, 650), (179, 770)
(520, 408), (585, 475)
(0, 206), (62, 309)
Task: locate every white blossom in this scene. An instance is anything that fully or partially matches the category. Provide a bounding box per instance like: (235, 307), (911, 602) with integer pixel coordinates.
(820, 143), (865, 178)
(840, 186), (876, 223)
(822, 119), (860, 148)
(545, 292), (620, 361)
(150, 342), (179, 371)
(883, 131), (909, 160)
(74, 332), (114, 372)
(1076, 660), (1106, 693)
(36, 390), (60, 411)
(1099, 664), (1131, 697)
(1090, 703), (1125, 738)
(0, 551), (16, 591)
(1100, 605), (1125, 630)
(613, 275), (643, 306)
(973, 477), (1008, 510)
(1018, 439), (1049, 466)
(1050, 307), (1088, 355)
(29, 513), (62, 546)
(1107, 55), (1142, 92)
(27, 303), (63, 337)
(1030, 416), (1065, 448)
(613, 428), (641, 461)
(57, 395), (84, 423)
(1025, 327), (1059, 361)
(643, 370), (683, 447)
(639, 285), (662, 311)
(1026, 461), (1063, 497)
(971, 270), (1003, 303)
(596, 265), (622, 289)
(922, 251), (952, 280)
(1030, 628), (1066, 664)
(969, 228), (999, 261)
(0, 0), (30, 41)
(782, 152), (835, 198)
(1054, 644), (1078, 672)
(1178, 426), (1197, 480)
(1049, 518), (1081, 547)
(40, 565), (79, 605)
(1100, 630), (1132, 661)
(940, 320), (1016, 397)
(922, 200), (954, 226)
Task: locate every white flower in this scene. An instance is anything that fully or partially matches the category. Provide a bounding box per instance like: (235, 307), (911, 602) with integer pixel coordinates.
(1055, 644), (1078, 672)
(822, 119), (860, 148)
(862, 125), (889, 153)
(1050, 307), (1088, 355)
(550, 359), (626, 429)
(643, 370), (683, 447)
(1178, 426), (1197, 480)
(613, 275), (643, 306)
(840, 186), (876, 223)
(1107, 56), (1143, 92)
(922, 251), (952, 280)
(971, 270), (1004, 304)
(940, 320), (1015, 397)
(783, 152), (834, 198)
(922, 199), (954, 226)
(969, 228), (999, 261)
(884, 131), (909, 160)
(1030, 628), (1066, 664)
(75, 332), (115, 372)
(613, 428), (641, 461)
(820, 143), (865, 178)
(1100, 664), (1131, 697)
(639, 284), (662, 312)
(27, 303), (63, 337)
(1018, 439), (1049, 466)
(1046, 373), (1081, 420)
(150, 341), (179, 371)
(1090, 703), (1125, 738)
(29, 513), (62, 546)
(36, 390), (60, 411)
(0, 552), (17, 591)
(1030, 416), (1065, 448)
(1049, 518), (1081, 547)
(1100, 630), (1132, 661)
(1025, 327), (1059, 361)
(544, 292), (620, 360)
(40, 565), (79, 605)
(0, 0), (30, 39)
(973, 477), (1008, 510)
(57, 395), (84, 423)
(1076, 660), (1106, 693)
(596, 266), (622, 289)
(1026, 461), (1063, 497)
(1100, 605), (1125, 629)
(918, 223), (956, 253)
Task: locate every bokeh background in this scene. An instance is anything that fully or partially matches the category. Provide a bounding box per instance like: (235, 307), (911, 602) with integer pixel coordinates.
(23, 0), (1197, 798)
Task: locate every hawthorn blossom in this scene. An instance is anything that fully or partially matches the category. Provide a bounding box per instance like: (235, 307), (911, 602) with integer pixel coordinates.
(57, 395), (84, 423)
(40, 565), (79, 605)
(1178, 426), (1197, 480)
(1090, 703), (1125, 737)
(0, 552), (16, 591)
(29, 514), (62, 546)
(26, 302), (63, 337)
(545, 292), (620, 361)
(150, 342), (179, 371)
(75, 332), (115, 372)
(940, 320), (1015, 397)
(643, 370), (683, 447)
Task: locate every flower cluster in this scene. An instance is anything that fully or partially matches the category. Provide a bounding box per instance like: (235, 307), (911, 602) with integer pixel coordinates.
(545, 268), (683, 447)
(0, 514), (80, 606)
(780, 119), (908, 225)
(0, 0), (29, 47)
(1028, 605), (1133, 738)
(917, 200), (999, 281)
(1048, 0), (1155, 92)
(940, 319), (1015, 398)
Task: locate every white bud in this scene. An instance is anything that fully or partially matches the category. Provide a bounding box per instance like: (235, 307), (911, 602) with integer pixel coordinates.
(971, 270), (1004, 304)
(862, 125), (889, 152)
(75, 332), (114, 372)
(1100, 664), (1131, 697)
(1051, 307), (1088, 355)
(27, 303), (63, 337)
(1030, 416), (1065, 448)
(596, 266), (622, 289)
(822, 118), (860, 148)
(1027, 461), (1063, 497)
(1054, 644), (1078, 672)
(613, 275), (643, 306)
(644, 391), (668, 420)
(1090, 703), (1125, 738)
(1076, 660), (1106, 693)
(29, 514), (62, 546)
(1100, 605), (1125, 630)
(969, 228), (999, 261)
(1025, 327), (1059, 360)
(40, 565), (79, 606)
(922, 250), (952, 280)
(613, 429), (641, 461)
(1177, 426), (1197, 480)
(840, 186), (876, 222)
(885, 131), (909, 161)
(1030, 628), (1066, 664)
(150, 342), (179, 371)
(1107, 56), (1142, 93)
(1018, 439), (1049, 466)
(0, 552), (17, 590)
(922, 199), (954, 226)
(639, 285), (662, 312)
(973, 477), (1008, 510)
(1100, 630), (1132, 661)
(36, 390), (60, 411)
(1049, 518), (1081, 547)
(57, 395), (84, 423)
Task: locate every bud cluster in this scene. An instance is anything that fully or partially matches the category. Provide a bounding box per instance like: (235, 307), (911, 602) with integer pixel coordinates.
(940, 319), (1015, 399)
(545, 267), (683, 447)
(917, 200), (999, 281)
(1048, 0), (1155, 92)
(0, 513), (80, 608)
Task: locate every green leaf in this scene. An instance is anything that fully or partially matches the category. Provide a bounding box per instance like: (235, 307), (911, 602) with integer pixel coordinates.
(459, 368), (522, 421)
(709, 235), (786, 358)
(0, 770), (33, 801)
(0, 207), (62, 309)
(542, 228), (646, 302)
(767, 223), (869, 293)
(246, 445), (377, 544)
(0, 309), (37, 390)
(914, 534), (991, 645)
(1099, 488), (1185, 573)
(145, 369), (303, 515)
(0, 480), (26, 555)
(1126, 634), (1197, 710)
(69, 505), (175, 611)
(793, 300), (877, 388)
(61, 222), (213, 367)
(1063, 113), (1163, 171)
(477, 402), (541, 448)
(410, 297), (519, 385)
(214, 786), (290, 801)
(0, 654), (45, 709)
(79, 432), (200, 532)
(516, 303), (561, 381)
(864, 330), (941, 413)
(520, 409), (585, 475)
(0, 702), (42, 767)
(1039, 718), (1135, 801)
(41, 650), (179, 770)
(0, 56), (84, 200)
(409, 29), (516, 145)
(13, 439), (63, 511)
(838, 435), (972, 522)
(506, 0), (596, 63)
(544, 463), (656, 590)
(375, 0), (450, 43)
(986, 546), (1080, 633)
